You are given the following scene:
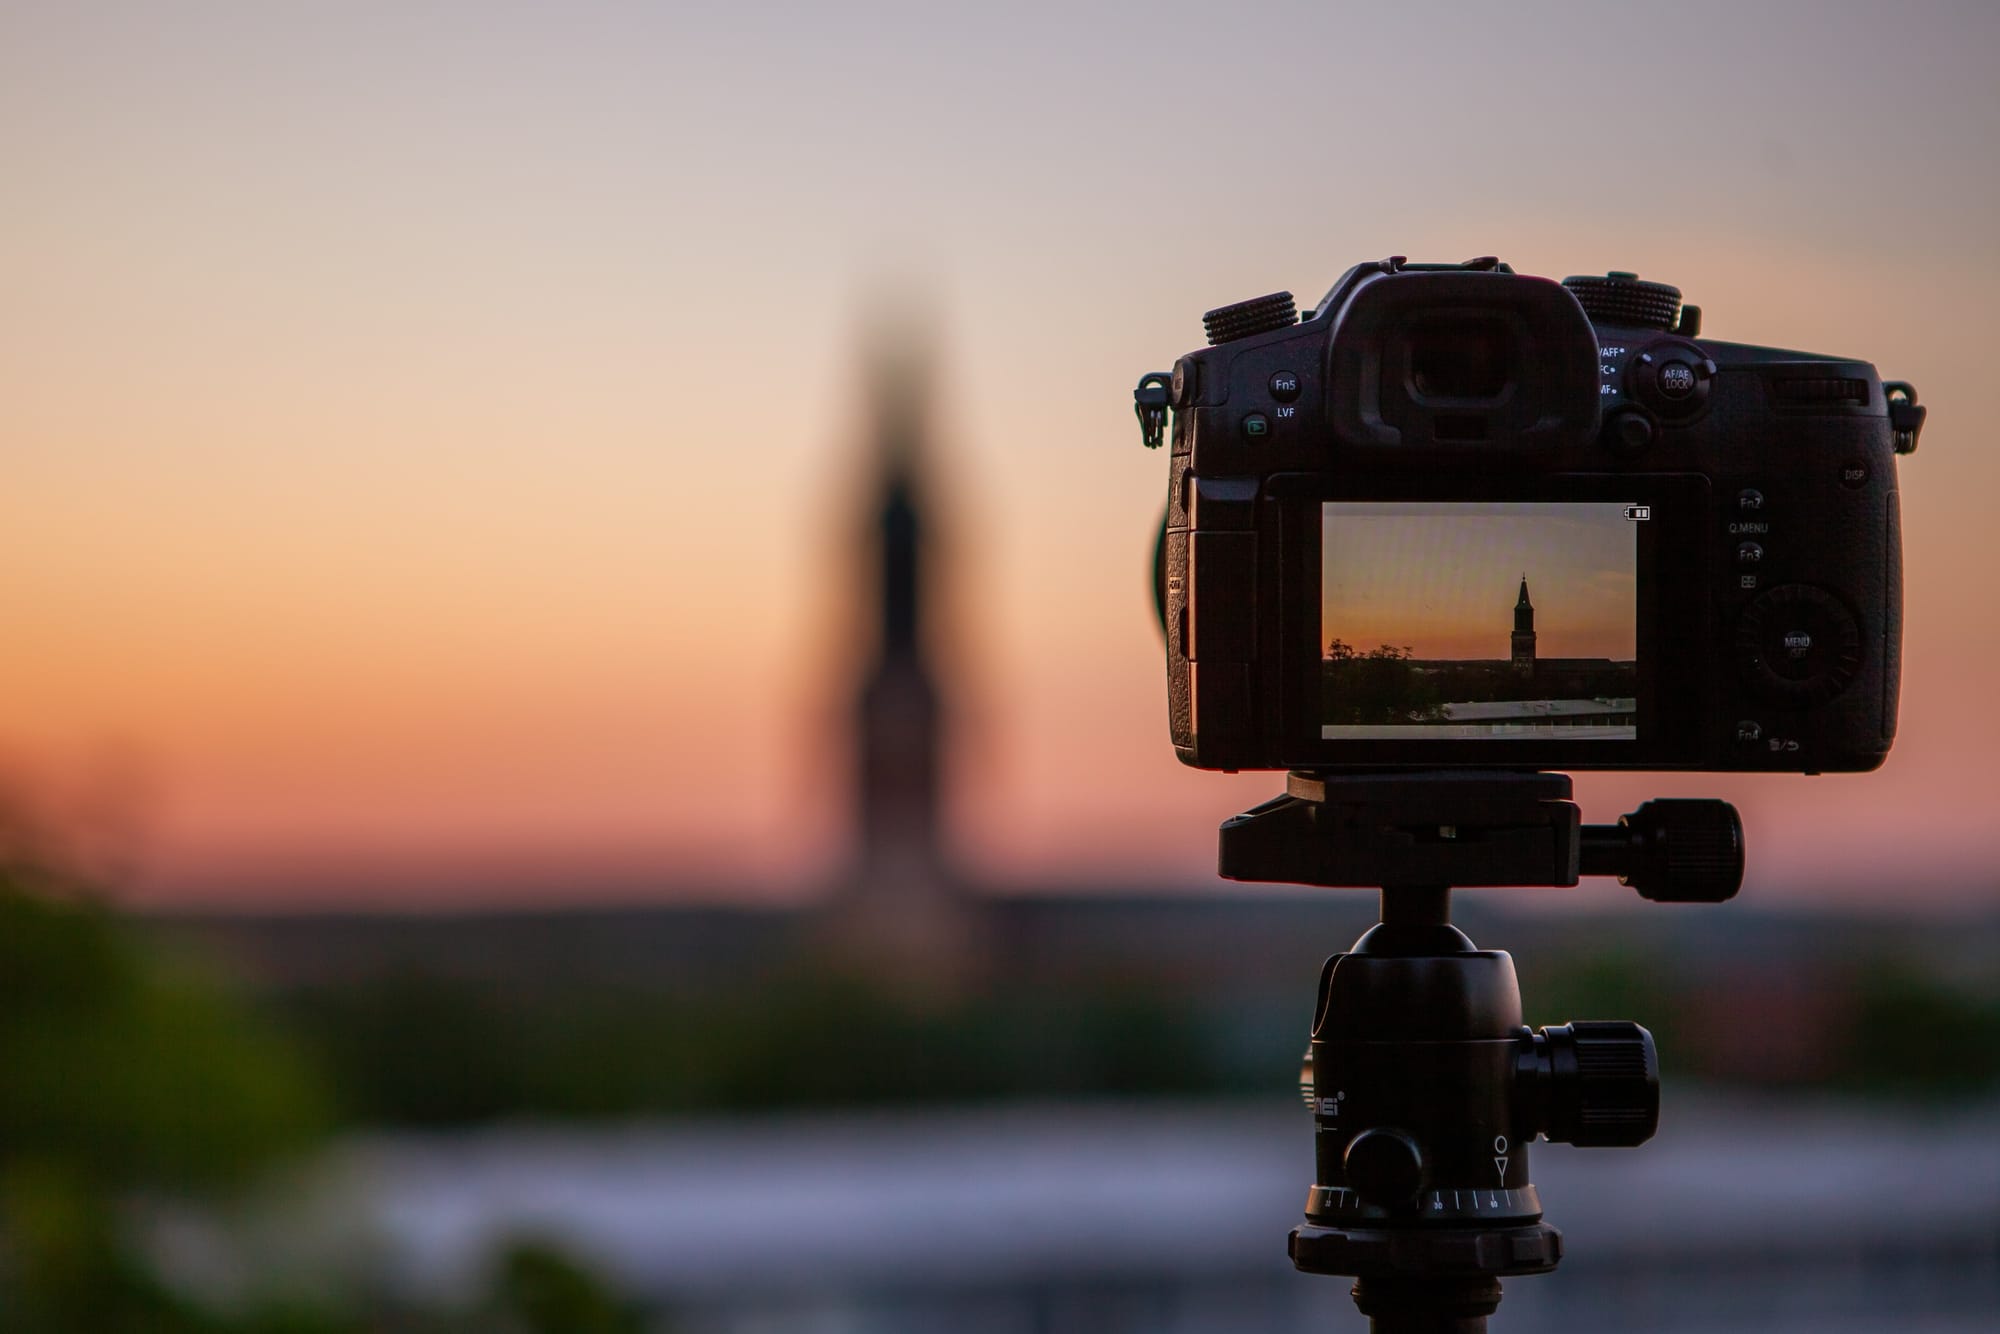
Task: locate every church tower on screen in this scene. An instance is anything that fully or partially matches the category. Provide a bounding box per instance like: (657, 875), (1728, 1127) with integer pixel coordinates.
(1512, 575), (1538, 675)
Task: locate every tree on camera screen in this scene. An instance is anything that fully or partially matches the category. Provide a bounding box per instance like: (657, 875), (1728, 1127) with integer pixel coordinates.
(1320, 502), (1639, 740)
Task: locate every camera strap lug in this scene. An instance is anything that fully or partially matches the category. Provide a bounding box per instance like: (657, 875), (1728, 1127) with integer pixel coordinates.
(1134, 372), (1172, 449)
(1885, 381), (1925, 454)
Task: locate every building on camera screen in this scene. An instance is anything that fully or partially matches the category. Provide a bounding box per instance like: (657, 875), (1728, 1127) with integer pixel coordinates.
(1320, 502), (1639, 740)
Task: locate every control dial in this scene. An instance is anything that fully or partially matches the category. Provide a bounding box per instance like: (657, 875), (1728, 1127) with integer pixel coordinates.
(1563, 272), (1683, 330)
(1736, 584), (1863, 705)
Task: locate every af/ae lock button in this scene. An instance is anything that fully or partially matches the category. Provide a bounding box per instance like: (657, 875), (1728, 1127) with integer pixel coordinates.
(1630, 342), (1715, 417)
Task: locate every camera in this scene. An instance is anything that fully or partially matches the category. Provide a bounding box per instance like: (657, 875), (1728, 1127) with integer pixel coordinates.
(1136, 256), (1926, 773)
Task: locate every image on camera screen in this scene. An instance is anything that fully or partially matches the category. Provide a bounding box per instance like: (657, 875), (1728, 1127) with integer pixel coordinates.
(1320, 501), (1639, 740)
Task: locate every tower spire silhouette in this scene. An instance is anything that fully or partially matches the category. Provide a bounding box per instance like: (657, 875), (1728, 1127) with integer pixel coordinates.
(1512, 574), (1537, 675)
(817, 312), (978, 990)
(854, 336), (941, 876)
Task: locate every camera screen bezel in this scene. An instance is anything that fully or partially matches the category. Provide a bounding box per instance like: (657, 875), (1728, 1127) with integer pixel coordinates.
(1271, 472), (1716, 769)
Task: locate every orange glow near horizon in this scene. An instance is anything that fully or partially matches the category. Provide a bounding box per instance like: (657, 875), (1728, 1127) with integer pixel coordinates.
(1, 4), (1996, 909)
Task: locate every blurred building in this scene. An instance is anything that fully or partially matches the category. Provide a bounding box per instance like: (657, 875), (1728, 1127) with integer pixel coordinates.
(812, 329), (980, 989)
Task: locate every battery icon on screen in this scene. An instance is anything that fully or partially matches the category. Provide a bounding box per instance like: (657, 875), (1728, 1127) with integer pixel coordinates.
(1624, 505), (1652, 521)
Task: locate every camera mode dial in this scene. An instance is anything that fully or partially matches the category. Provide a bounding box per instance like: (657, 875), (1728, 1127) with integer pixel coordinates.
(1562, 272), (1682, 330)
(1202, 292), (1298, 346)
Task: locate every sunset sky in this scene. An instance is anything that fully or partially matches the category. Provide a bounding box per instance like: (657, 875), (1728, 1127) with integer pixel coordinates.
(1322, 504), (1635, 662)
(1, 2), (1996, 909)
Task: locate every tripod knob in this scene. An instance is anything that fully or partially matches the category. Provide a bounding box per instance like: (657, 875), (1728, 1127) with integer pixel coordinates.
(1537, 1021), (1660, 1148)
(1581, 798), (1743, 903)
(1342, 1127), (1426, 1206)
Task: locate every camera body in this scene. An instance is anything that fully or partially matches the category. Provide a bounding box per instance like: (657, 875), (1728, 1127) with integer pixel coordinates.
(1154, 257), (1923, 773)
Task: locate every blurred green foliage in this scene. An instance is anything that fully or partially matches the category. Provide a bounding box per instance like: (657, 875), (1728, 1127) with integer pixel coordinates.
(0, 876), (327, 1190)
(1837, 963), (2000, 1095)
(0, 872), (327, 1332)
(264, 943), (2000, 1129)
(481, 1238), (648, 1334)
(278, 971), (1220, 1125)
(0, 871), (645, 1333)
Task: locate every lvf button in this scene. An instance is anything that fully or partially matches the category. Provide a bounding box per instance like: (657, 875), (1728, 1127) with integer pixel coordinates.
(1269, 371), (1301, 402)
(1242, 413), (1270, 440)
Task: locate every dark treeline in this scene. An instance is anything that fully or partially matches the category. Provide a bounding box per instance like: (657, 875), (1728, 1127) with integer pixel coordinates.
(268, 949), (2000, 1127)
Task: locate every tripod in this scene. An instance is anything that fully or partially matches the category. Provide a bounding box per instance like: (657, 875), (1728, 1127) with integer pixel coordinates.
(1221, 770), (1741, 1332)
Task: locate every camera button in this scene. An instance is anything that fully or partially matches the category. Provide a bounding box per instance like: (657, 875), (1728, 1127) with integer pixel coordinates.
(1606, 408), (1654, 453)
(1269, 371), (1301, 402)
(1242, 413), (1270, 440)
(1737, 489), (1765, 512)
(1737, 541), (1764, 565)
(1657, 360), (1698, 398)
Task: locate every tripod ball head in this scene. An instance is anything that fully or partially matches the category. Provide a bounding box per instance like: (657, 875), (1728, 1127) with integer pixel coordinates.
(1293, 906), (1658, 1284)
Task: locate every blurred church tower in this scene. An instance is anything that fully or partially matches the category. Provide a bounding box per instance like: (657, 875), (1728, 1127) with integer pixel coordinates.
(812, 319), (982, 991)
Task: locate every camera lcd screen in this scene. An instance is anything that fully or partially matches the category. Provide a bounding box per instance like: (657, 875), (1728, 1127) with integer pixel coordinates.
(1319, 501), (1640, 740)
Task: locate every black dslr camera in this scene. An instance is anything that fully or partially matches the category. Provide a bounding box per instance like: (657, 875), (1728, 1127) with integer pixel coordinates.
(1136, 257), (1926, 774)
